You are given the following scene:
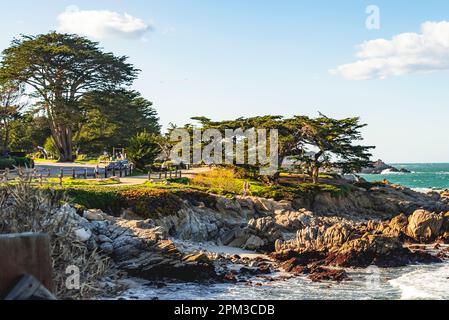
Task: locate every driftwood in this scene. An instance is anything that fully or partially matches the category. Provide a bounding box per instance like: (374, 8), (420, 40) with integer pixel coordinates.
(0, 233), (55, 299)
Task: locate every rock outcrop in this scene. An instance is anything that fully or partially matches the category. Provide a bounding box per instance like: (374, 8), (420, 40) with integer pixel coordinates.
(360, 159), (411, 174)
(405, 209), (443, 242)
(55, 180), (449, 287)
(273, 209), (445, 269)
(56, 204), (220, 283)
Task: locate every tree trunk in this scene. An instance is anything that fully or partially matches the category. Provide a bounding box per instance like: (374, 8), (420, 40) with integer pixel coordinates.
(0, 119), (9, 155)
(52, 126), (73, 162)
(4, 122), (10, 154)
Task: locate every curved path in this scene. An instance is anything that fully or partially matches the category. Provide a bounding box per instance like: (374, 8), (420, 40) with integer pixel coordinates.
(34, 161), (212, 186)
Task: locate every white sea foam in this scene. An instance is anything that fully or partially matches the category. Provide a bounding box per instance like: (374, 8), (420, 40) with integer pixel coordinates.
(389, 264), (449, 300)
(380, 169), (405, 175)
(411, 188), (439, 193)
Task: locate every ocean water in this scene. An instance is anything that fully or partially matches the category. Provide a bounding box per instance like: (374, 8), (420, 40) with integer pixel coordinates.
(120, 262), (449, 300)
(360, 163), (449, 190)
(119, 163), (449, 300)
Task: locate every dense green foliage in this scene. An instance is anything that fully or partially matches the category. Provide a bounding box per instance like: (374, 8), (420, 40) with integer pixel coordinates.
(127, 132), (161, 170)
(1, 32), (139, 161)
(0, 158), (16, 169)
(0, 156), (32, 169)
(76, 90), (160, 154)
(190, 114), (374, 182)
(0, 32), (160, 161)
(0, 80), (25, 154)
(290, 114), (374, 183)
(44, 136), (59, 159)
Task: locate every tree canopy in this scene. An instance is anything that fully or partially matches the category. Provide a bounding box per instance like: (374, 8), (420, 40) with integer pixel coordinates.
(291, 114), (374, 183)
(187, 113), (374, 182)
(76, 89), (160, 154)
(0, 32), (139, 161)
(0, 80), (25, 154)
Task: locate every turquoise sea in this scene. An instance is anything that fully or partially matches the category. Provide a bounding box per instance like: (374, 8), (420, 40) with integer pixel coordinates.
(360, 163), (449, 190)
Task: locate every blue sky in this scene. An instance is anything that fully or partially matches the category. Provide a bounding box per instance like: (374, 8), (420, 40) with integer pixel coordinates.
(1, 0), (449, 163)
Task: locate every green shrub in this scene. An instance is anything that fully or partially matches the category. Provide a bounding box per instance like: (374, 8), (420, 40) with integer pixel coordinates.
(46, 183), (217, 217)
(119, 188), (184, 218)
(127, 132), (161, 170)
(319, 172), (342, 179)
(12, 156), (33, 167)
(0, 158), (16, 169)
(191, 168), (243, 194)
(76, 154), (88, 161)
(166, 177), (190, 184)
(40, 185), (124, 215)
(44, 137), (59, 159)
(251, 182), (354, 201)
(97, 154), (110, 162)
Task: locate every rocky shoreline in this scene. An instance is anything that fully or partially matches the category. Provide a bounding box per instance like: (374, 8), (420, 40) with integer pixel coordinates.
(59, 183), (449, 298)
(360, 159), (411, 174)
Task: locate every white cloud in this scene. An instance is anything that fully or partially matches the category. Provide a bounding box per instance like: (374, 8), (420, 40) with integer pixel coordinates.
(57, 5), (150, 40)
(330, 21), (449, 80)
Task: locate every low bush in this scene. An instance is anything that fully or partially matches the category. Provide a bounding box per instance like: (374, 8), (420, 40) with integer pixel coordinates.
(45, 183), (214, 217)
(251, 182), (355, 201)
(57, 186), (123, 214)
(0, 158), (16, 169)
(166, 177), (190, 184)
(44, 136), (59, 159)
(97, 154), (110, 162)
(120, 188), (185, 218)
(12, 156), (33, 167)
(191, 168), (243, 194)
(75, 154), (99, 164)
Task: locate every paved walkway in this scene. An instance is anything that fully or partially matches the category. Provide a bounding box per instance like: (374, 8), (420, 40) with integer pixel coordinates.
(116, 166), (212, 186)
(34, 162), (212, 186)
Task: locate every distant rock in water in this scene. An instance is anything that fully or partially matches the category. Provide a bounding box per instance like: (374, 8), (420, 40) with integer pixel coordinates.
(360, 159), (411, 174)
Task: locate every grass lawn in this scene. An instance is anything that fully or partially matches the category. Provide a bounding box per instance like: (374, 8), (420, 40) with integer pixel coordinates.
(33, 158), (100, 165)
(33, 159), (58, 163)
(46, 177), (121, 186)
(28, 167), (360, 218)
(74, 159), (100, 165)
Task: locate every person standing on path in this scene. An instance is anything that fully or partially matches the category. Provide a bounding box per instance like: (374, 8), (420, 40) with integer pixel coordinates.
(243, 181), (251, 196)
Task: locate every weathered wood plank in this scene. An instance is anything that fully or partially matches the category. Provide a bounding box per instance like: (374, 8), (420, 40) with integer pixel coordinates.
(4, 274), (56, 300)
(0, 233), (54, 299)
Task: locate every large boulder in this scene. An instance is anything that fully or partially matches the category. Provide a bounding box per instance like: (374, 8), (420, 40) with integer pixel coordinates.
(248, 216), (282, 242)
(325, 234), (439, 268)
(442, 212), (449, 231)
(406, 209), (443, 242)
(379, 213), (409, 238)
(215, 197), (242, 215)
(227, 227), (250, 248)
(83, 209), (106, 221)
(74, 227), (92, 242)
(244, 235), (265, 250)
(440, 191), (449, 203)
(275, 209), (312, 231)
(295, 222), (356, 252)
